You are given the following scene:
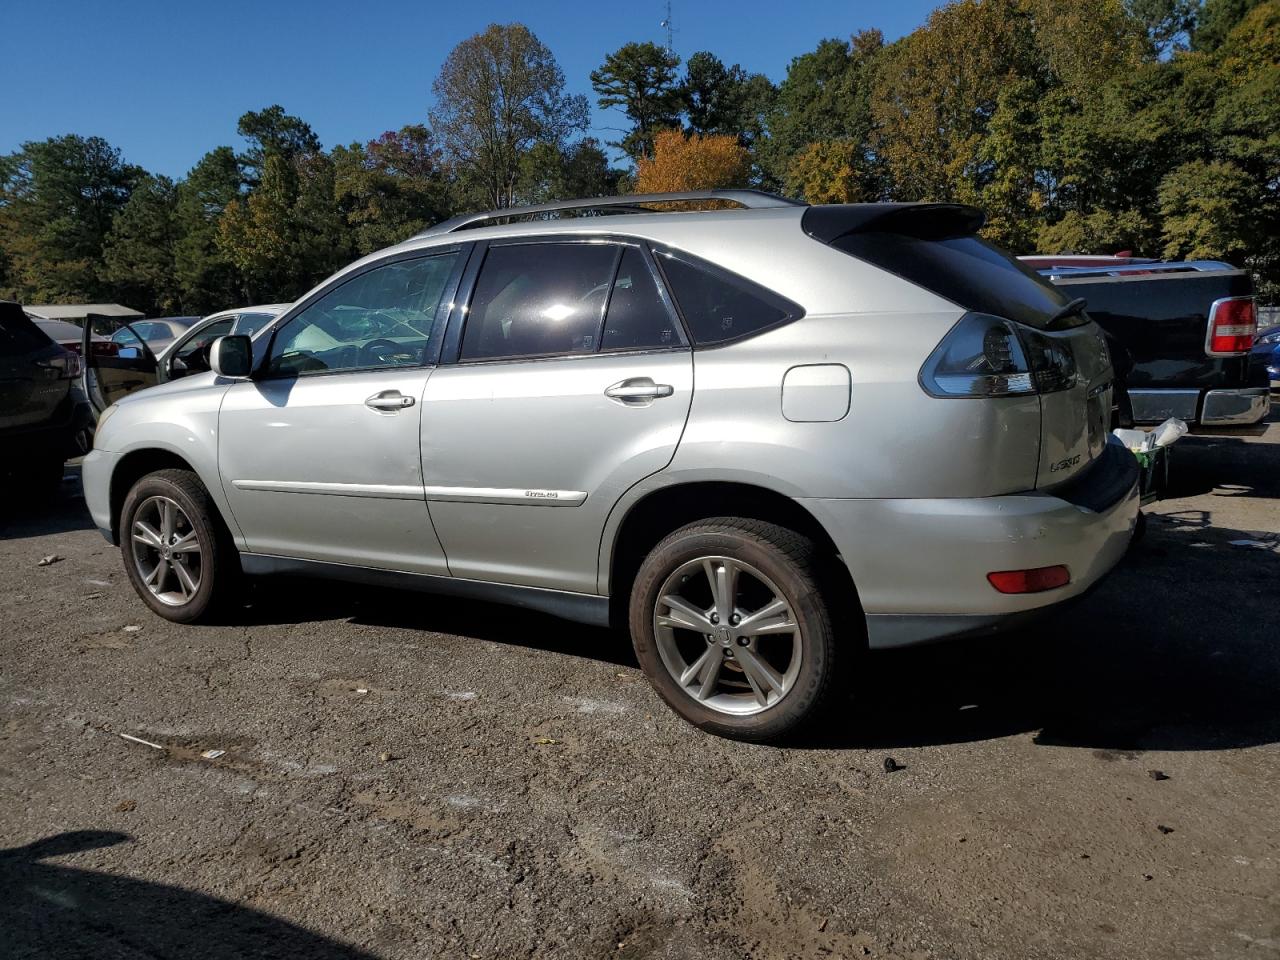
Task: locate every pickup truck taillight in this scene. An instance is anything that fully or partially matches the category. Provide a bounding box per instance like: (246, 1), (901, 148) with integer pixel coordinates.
(1205, 296), (1257, 356)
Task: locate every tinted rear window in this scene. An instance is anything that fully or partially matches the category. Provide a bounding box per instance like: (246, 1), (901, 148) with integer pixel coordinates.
(827, 232), (1072, 329)
(652, 247), (802, 345)
(0, 304), (54, 357)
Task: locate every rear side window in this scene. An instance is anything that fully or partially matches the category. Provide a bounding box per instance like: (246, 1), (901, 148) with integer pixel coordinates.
(0, 304), (53, 356)
(651, 248), (802, 345)
(462, 243), (617, 361)
(601, 247), (682, 351)
(827, 233), (1070, 329)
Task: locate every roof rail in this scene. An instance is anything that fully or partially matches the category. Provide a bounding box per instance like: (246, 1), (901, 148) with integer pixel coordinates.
(416, 189), (803, 237)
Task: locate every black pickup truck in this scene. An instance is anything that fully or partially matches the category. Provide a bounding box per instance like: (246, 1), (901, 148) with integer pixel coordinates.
(1022, 256), (1270, 433)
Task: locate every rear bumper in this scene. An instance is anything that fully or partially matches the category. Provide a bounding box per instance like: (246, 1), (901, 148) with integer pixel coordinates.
(1201, 387), (1270, 426)
(0, 397), (92, 461)
(1128, 386), (1269, 429)
(802, 440), (1140, 649)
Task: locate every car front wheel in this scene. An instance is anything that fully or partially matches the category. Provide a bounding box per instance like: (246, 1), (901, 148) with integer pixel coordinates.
(629, 518), (842, 742)
(120, 468), (237, 623)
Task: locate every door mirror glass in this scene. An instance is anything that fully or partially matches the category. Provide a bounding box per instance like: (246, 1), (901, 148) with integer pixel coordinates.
(210, 335), (253, 378)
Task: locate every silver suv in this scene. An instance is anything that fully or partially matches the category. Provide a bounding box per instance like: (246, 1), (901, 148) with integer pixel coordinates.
(82, 191), (1139, 741)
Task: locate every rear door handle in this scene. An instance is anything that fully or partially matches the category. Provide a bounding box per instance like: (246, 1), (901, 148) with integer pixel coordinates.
(605, 378), (675, 404)
(365, 390), (415, 411)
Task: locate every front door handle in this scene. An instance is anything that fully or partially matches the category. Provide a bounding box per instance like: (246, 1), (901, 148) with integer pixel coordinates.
(365, 390), (415, 411)
(605, 377), (675, 405)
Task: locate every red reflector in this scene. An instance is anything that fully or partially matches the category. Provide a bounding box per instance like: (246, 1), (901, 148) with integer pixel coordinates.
(986, 565), (1071, 594)
(1207, 297), (1256, 356)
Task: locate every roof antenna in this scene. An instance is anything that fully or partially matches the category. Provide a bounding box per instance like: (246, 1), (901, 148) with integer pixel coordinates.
(660, 0), (674, 53)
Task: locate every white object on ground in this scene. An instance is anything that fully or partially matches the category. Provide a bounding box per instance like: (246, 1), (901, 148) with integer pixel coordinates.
(119, 733), (164, 750)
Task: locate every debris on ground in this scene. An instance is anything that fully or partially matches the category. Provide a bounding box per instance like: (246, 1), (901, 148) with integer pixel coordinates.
(122, 625), (141, 632)
(355, 688), (369, 694)
(201, 749), (225, 760)
(115, 799), (137, 813)
(533, 737), (561, 746)
(883, 756), (905, 773)
(1157, 824), (1175, 834)
(119, 732), (164, 750)
(36, 555), (64, 566)
(378, 751), (397, 762)
(1148, 770), (1170, 781)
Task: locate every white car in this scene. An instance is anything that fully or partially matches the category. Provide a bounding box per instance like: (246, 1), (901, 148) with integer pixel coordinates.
(86, 305), (289, 410)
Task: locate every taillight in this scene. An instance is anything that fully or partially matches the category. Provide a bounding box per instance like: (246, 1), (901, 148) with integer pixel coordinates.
(47, 351), (82, 379)
(920, 313), (1077, 398)
(1205, 296), (1256, 356)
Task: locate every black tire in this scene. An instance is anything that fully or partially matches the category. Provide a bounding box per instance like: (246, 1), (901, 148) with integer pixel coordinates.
(119, 468), (239, 623)
(629, 518), (843, 742)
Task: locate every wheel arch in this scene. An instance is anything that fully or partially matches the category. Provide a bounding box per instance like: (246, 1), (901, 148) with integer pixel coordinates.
(602, 479), (863, 633)
(108, 447), (224, 544)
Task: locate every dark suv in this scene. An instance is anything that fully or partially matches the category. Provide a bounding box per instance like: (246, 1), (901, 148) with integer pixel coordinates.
(1, 301), (92, 489)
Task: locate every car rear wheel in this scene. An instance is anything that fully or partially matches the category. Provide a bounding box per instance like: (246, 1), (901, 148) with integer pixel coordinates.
(629, 518), (841, 742)
(120, 468), (237, 623)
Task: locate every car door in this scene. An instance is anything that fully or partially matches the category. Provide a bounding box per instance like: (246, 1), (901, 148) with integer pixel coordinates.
(81, 313), (160, 414)
(421, 239), (693, 593)
(217, 248), (466, 574)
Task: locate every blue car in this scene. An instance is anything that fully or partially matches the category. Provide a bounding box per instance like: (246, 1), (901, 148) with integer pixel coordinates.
(1252, 326), (1280, 388)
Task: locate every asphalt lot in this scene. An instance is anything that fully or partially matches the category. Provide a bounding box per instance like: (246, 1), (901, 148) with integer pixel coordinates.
(3, 410), (1278, 960)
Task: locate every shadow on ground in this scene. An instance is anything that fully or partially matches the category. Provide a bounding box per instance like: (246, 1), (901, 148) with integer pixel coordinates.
(7, 432), (1278, 755)
(0, 464), (94, 540)
(823, 513), (1279, 753)
(1, 831), (377, 960)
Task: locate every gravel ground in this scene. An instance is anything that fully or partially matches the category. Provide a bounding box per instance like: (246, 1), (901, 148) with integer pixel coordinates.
(2, 410), (1278, 960)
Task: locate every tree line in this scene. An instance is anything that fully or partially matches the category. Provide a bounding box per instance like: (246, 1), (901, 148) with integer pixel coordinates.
(1, 0), (1276, 317)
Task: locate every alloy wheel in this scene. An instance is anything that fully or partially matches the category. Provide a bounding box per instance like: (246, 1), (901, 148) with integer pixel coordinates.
(652, 555), (802, 716)
(130, 495), (203, 606)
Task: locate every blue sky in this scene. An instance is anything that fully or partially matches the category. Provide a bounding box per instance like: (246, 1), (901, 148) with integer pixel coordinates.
(2, 0), (942, 178)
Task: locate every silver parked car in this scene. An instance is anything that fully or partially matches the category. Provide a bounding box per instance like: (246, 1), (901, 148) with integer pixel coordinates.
(81, 191), (1139, 741)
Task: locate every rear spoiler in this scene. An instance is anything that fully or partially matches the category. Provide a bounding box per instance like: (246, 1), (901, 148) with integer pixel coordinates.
(802, 203), (985, 244)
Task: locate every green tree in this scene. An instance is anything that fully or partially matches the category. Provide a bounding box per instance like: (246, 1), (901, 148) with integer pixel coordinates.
(763, 31), (883, 193)
(591, 41), (683, 161)
(683, 52), (776, 149)
(1191, 0), (1266, 49)
(217, 152), (351, 302)
(1157, 159), (1255, 260)
(174, 147), (246, 311)
(431, 23), (588, 209)
(237, 105), (321, 185)
(102, 174), (181, 314)
(0, 135), (143, 302)
(785, 141), (870, 203)
(334, 125), (455, 254)
(515, 138), (620, 204)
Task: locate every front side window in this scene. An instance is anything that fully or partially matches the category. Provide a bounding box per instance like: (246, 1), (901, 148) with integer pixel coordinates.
(653, 247), (802, 346)
(170, 318), (234, 377)
(461, 243), (618, 361)
(232, 312), (274, 337)
(266, 252), (458, 377)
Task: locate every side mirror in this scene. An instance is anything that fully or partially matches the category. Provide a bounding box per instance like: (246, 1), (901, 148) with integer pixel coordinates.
(209, 335), (253, 378)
